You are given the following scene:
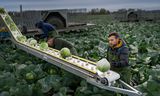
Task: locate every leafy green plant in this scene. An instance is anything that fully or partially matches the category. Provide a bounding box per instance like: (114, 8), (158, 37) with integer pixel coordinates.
(0, 7), (5, 14)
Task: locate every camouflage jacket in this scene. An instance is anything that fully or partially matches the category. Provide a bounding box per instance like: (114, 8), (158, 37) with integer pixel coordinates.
(52, 38), (78, 55)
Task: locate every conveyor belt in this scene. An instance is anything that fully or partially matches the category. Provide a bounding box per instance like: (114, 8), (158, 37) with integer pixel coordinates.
(0, 10), (143, 96)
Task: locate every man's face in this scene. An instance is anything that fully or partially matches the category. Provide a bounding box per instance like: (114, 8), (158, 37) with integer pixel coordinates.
(47, 38), (54, 47)
(108, 36), (119, 47)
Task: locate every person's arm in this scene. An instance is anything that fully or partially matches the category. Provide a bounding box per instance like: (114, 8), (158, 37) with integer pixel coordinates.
(111, 47), (129, 67)
(45, 23), (55, 31)
(70, 47), (78, 55)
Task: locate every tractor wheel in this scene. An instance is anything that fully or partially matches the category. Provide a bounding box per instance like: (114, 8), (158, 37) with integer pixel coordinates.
(46, 17), (65, 29)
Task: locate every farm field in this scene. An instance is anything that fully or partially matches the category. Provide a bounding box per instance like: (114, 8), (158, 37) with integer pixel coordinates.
(0, 14), (160, 96)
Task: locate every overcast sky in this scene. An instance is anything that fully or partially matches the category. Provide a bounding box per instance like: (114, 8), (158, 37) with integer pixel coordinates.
(0, 0), (160, 11)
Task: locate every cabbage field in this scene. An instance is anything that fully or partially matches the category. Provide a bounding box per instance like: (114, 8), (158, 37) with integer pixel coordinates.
(0, 15), (160, 96)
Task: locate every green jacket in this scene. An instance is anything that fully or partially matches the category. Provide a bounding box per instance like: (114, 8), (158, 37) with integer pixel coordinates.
(52, 38), (78, 55)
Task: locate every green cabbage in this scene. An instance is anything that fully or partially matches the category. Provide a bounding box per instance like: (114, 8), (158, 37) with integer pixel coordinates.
(39, 42), (48, 50)
(25, 72), (36, 80)
(9, 23), (17, 31)
(27, 38), (34, 43)
(60, 47), (71, 58)
(5, 16), (11, 25)
(96, 58), (110, 72)
(27, 38), (37, 46)
(30, 39), (37, 46)
(16, 35), (27, 42)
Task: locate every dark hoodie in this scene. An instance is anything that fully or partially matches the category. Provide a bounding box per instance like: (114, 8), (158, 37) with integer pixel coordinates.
(36, 21), (55, 38)
(106, 39), (129, 68)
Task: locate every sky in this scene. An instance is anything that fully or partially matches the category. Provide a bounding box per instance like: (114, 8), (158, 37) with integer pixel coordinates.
(0, 0), (160, 11)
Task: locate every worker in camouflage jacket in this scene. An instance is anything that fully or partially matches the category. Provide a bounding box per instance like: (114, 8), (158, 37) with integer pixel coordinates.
(106, 32), (131, 84)
(47, 37), (78, 55)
